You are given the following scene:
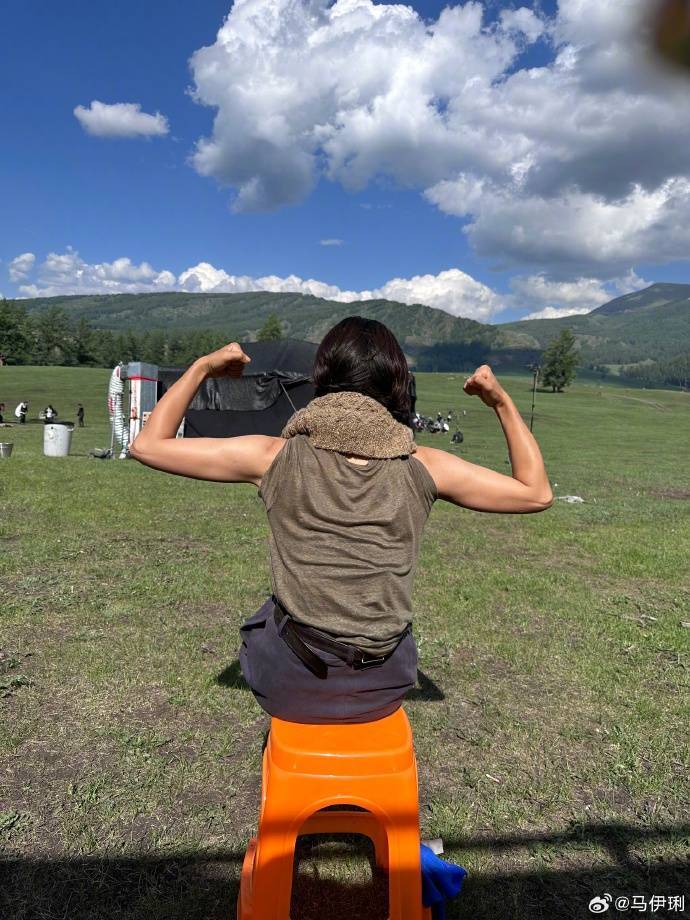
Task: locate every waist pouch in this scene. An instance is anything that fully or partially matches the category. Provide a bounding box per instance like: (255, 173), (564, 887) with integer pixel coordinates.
(272, 595), (411, 680)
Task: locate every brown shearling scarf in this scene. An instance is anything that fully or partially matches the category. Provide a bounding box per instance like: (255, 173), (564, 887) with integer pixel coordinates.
(281, 391), (416, 459)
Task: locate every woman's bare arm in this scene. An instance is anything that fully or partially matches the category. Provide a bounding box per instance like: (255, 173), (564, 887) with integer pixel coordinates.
(129, 344), (284, 484)
(415, 365), (553, 514)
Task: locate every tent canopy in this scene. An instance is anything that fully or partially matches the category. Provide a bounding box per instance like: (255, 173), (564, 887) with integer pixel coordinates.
(158, 339), (318, 438)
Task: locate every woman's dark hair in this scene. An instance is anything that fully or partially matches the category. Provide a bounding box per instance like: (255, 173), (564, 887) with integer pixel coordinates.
(312, 316), (411, 425)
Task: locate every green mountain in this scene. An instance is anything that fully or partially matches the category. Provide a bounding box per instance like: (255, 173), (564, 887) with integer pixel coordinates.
(17, 281), (689, 371)
(19, 291), (527, 371)
(18, 290), (487, 342)
(498, 283), (690, 366)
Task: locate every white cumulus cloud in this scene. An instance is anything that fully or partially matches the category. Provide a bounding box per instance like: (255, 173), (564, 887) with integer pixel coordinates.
(512, 269), (649, 320)
(176, 260), (504, 318)
(368, 269), (503, 322)
(188, 0), (543, 211)
(17, 248), (176, 297)
(8, 252), (36, 282)
(427, 176), (690, 276)
(186, 0), (690, 277)
(74, 101), (169, 138)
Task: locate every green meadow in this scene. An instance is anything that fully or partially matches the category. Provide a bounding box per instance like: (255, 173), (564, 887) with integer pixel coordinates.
(1, 365), (689, 919)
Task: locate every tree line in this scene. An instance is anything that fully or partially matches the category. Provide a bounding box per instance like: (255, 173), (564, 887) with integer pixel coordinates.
(0, 301), (286, 368)
(8, 299), (680, 391)
(618, 353), (690, 390)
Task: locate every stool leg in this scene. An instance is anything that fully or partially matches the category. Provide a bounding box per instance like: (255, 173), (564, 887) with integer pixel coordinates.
(251, 826), (298, 919)
(386, 820), (424, 920)
(237, 837), (257, 920)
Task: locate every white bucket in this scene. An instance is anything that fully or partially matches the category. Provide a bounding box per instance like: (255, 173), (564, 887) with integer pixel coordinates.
(43, 423), (74, 457)
(0, 442), (13, 458)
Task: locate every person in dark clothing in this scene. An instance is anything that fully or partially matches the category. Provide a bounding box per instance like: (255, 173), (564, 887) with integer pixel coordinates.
(0, 403), (5, 424)
(77, 404), (85, 428)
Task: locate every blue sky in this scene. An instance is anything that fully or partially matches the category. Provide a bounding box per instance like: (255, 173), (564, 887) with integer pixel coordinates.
(2, 0), (690, 322)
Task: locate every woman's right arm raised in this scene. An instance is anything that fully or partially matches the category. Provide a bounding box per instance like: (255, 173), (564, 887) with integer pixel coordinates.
(416, 365), (554, 514)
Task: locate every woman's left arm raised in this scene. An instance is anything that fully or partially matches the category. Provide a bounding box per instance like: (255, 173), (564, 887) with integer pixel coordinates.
(129, 342), (282, 485)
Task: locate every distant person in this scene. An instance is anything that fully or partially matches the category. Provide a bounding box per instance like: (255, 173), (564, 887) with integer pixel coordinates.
(77, 404), (85, 428)
(44, 404), (57, 422)
(0, 402), (5, 424)
(14, 401), (28, 424)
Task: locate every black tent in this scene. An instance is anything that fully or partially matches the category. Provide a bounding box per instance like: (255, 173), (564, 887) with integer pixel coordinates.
(158, 339), (318, 438)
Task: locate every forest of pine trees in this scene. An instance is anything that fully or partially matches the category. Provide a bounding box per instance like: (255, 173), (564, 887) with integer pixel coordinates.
(0, 300), (278, 368)
(619, 353), (690, 390)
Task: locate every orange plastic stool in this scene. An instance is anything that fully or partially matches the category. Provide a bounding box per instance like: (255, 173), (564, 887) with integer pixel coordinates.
(237, 707), (432, 919)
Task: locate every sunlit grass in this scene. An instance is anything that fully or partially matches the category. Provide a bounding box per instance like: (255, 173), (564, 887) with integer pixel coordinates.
(1, 365), (688, 918)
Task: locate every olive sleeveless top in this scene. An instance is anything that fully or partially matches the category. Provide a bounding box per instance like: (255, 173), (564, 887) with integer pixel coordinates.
(258, 434), (438, 654)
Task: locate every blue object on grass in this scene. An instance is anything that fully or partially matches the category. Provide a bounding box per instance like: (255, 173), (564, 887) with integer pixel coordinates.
(420, 843), (468, 920)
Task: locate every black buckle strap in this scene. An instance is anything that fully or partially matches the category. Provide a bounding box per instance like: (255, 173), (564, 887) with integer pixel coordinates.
(274, 606), (329, 680)
(271, 597), (401, 679)
(352, 654), (387, 670)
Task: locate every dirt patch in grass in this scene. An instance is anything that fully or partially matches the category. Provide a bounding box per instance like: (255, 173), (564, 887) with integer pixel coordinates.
(1, 664), (269, 859)
(109, 690), (267, 830)
(647, 487), (690, 500)
(1, 732), (126, 857)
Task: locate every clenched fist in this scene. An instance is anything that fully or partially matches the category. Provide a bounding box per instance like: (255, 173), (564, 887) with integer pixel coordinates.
(463, 364), (508, 409)
(201, 342), (252, 379)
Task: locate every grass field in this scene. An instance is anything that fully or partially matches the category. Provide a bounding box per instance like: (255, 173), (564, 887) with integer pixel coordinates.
(1, 365), (689, 920)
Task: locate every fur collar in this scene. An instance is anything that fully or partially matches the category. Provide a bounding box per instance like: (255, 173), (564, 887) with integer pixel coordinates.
(281, 391), (415, 459)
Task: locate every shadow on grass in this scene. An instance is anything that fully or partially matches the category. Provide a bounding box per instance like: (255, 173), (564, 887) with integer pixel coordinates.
(215, 661), (445, 702)
(216, 659), (250, 690)
(2, 822), (688, 920)
(406, 669), (444, 701)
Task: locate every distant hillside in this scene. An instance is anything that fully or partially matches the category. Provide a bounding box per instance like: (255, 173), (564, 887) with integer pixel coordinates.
(588, 282), (690, 316)
(498, 283), (690, 365)
(16, 282), (689, 371)
(20, 291), (530, 371)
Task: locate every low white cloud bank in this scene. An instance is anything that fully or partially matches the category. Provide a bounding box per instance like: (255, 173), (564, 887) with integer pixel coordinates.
(17, 248), (176, 298)
(74, 101), (169, 138)
(371, 270), (503, 322)
(10, 248), (647, 322)
(187, 0), (690, 277)
(11, 248), (504, 318)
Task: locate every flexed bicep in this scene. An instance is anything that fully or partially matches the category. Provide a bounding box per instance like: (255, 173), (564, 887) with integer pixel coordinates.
(414, 446), (553, 514)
